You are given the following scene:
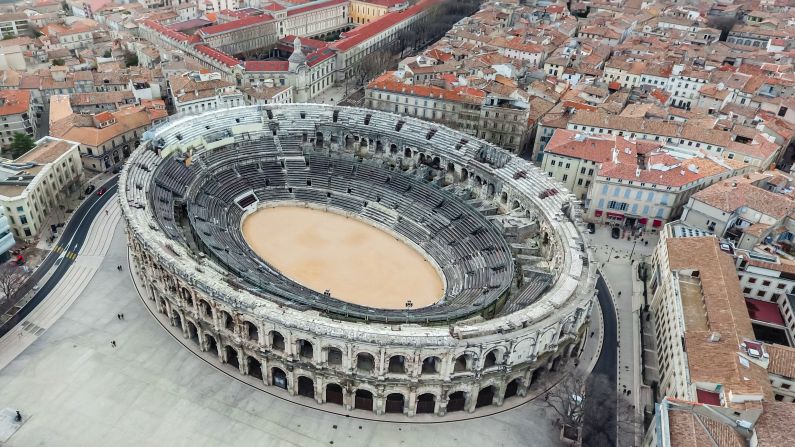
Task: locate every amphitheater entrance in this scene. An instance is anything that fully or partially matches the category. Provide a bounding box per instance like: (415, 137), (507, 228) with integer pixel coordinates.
(246, 356), (263, 380)
(272, 367), (287, 389)
(416, 393), (435, 414)
(186, 321), (199, 345)
(504, 378), (520, 399)
(385, 393), (405, 413)
(355, 389), (373, 411)
(325, 384), (344, 405)
(242, 206), (443, 309)
(224, 346), (240, 369)
(297, 376), (315, 399)
(476, 386), (495, 408)
(447, 391), (466, 412)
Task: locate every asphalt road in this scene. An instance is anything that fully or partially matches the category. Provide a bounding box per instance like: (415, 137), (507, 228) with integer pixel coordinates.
(582, 274), (619, 446)
(0, 177), (118, 337)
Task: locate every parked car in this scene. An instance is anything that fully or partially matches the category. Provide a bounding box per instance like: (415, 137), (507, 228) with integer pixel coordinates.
(112, 167), (120, 174)
(587, 222), (595, 234)
(96, 187), (106, 196)
(84, 184), (96, 195)
(611, 226), (621, 239)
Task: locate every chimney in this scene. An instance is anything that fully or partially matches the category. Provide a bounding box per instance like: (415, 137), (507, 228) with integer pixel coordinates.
(637, 152), (647, 170)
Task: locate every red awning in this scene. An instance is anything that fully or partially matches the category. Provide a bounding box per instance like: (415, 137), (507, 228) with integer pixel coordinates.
(607, 212), (624, 219)
(639, 218), (648, 225)
(594, 210), (603, 217)
(652, 219), (662, 227)
(608, 81), (620, 90)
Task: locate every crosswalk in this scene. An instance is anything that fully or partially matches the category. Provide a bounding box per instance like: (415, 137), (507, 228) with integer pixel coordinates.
(51, 245), (79, 260)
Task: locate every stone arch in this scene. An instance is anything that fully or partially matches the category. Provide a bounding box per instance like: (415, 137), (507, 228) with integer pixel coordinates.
(297, 376), (315, 399)
(504, 377), (521, 399)
(271, 367), (287, 389)
(483, 346), (507, 369)
(246, 356), (262, 380)
(387, 354), (407, 374)
(500, 191), (508, 204)
(421, 356), (441, 375)
(325, 383), (344, 405)
(487, 183), (495, 197)
(375, 140), (384, 153)
(186, 320), (199, 345)
(512, 199), (521, 210)
(447, 390), (467, 412)
(220, 310), (234, 331)
(344, 134), (354, 148)
(224, 345), (239, 369)
(243, 320), (258, 342)
(404, 147), (412, 158)
(416, 393), (436, 414)
(270, 330), (285, 351)
(354, 388), (374, 411)
(172, 310), (182, 330)
(453, 353), (474, 373)
(297, 338), (314, 360)
(461, 168), (469, 181)
(390, 143), (398, 154)
(355, 352), (375, 374)
(315, 131), (324, 147)
(326, 346), (343, 367)
(476, 385), (496, 408)
(198, 299), (212, 320)
(204, 333), (218, 356)
(385, 392), (406, 414)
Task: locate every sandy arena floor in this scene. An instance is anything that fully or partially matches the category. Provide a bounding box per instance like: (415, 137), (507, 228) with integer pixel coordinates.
(242, 206), (444, 309)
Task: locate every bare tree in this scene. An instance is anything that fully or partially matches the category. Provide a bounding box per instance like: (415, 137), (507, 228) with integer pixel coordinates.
(539, 371), (588, 431)
(0, 263), (29, 305)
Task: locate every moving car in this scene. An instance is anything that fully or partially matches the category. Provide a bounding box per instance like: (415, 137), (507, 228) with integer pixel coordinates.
(96, 187), (106, 196)
(84, 184), (95, 195)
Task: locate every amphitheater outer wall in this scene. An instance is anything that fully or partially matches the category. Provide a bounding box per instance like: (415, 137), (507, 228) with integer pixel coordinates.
(121, 104), (597, 417)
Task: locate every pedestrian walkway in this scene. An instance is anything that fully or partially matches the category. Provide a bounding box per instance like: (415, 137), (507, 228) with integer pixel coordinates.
(0, 199), (121, 370)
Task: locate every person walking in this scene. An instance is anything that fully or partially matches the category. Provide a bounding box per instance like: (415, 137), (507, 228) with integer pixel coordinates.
(120, 313), (124, 320)
(117, 314), (121, 320)
(111, 340), (116, 348)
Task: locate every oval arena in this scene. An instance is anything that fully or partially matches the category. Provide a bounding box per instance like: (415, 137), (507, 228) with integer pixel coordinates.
(119, 104), (596, 418)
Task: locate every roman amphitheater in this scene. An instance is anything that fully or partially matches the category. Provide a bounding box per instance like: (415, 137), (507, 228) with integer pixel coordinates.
(119, 104), (596, 418)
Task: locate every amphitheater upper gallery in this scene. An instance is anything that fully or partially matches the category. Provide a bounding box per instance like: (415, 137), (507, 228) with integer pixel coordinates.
(119, 104), (596, 417)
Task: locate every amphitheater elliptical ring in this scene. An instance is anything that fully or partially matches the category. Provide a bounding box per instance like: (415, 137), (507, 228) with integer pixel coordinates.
(120, 104), (596, 418)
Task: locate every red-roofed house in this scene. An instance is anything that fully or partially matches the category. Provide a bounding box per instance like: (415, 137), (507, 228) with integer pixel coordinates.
(0, 90), (35, 151)
(197, 14), (277, 55)
(350, 0), (410, 24)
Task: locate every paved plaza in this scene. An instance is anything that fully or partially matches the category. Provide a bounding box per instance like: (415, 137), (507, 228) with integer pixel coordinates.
(0, 220), (572, 447)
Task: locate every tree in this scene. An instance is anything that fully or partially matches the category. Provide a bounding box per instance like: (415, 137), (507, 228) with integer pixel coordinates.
(8, 133), (35, 159)
(103, 49), (112, 58)
(125, 52), (138, 67)
(52, 58), (64, 66)
(0, 263), (29, 306)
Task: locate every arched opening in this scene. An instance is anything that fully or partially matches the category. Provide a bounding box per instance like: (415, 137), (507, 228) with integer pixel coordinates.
(297, 376), (315, 399)
(447, 391), (466, 412)
(476, 386), (496, 408)
(327, 347), (343, 366)
(453, 354), (471, 373)
(431, 156), (441, 168)
(487, 183), (495, 197)
(199, 300), (212, 319)
(345, 135), (353, 148)
(421, 356), (441, 375)
(298, 339), (313, 360)
(315, 132), (324, 147)
(505, 378), (520, 399)
(461, 168), (469, 181)
(385, 393), (405, 414)
(390, 143), (398, 154)
(325, 383), (344, 405)
(221, 310), (234, 331)
(356, 352), (375, 374)
(375, 140), (384, 153)
(404, 147), (412, 158)
(359, 138), (368, 148)
(530, 368), (542, 386)
(354, 389), (373, 411)
(244, 321), (258, 342)
(512, 200), (521, 210)
(247, 356), (262, 380)
(483, 350), (498, 369)
(387, 355), (406, 374)
(271, 367), (287, 389)
(224, 345), (239, 369)
(500, 191), (508, 204)
(416, 393), (436, 414)
(172, 312), (182, 330)
(204, 334), (218, 355)
(551, 356), (562, 372)
(270, 331), (285, 351)
(186, 321), (199, 344)
(446, 162), (455, 173)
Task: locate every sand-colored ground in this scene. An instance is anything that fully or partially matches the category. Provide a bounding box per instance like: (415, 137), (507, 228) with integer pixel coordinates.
(242, 206), (444, 309)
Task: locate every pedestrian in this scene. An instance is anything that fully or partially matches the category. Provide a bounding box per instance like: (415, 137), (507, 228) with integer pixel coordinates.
(111, 340), (116, 348)
(117, 314), (121, 320)
(15, 410), (21, 422)
(105, 209), (108, 215)
(120, 313), (124, 320)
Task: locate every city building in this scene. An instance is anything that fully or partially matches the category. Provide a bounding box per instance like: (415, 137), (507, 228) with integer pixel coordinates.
(0, 137), (83, 240)
(0, 90), (36, 155)
(242, 83), (293, 105)
(0, 206), (14, 262)
(49, 95), (167, 172)
(167, 71), (244, 114)
(349, 0), (409, 25)
(0, 13), (31, 38)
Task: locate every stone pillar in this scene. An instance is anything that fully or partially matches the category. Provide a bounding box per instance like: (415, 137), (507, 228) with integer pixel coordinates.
(407, 388), (417, 417)
(518, 378), (529, 397)
(494, 382), (506, 406)
(374, 393), (385, 416)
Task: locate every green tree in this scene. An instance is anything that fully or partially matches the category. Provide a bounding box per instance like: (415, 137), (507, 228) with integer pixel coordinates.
(125, 52), (138, 67)
(8, 132), (35, 159)
(103, 49), (112, 58)
(52, 58), (64, 66)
